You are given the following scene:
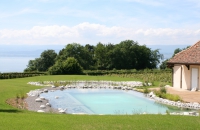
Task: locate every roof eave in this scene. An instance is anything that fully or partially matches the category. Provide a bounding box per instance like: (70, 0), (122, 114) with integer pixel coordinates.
(167, 62), (200, 65)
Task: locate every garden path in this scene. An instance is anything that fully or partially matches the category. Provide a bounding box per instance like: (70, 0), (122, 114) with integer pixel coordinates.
(165, 86), (200, 103)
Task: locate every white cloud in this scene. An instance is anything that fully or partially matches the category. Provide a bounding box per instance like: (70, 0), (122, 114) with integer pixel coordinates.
(0, 23), (200, 45)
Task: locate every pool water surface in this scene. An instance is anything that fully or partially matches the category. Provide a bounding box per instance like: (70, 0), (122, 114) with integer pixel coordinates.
(40, 89), (187, 114)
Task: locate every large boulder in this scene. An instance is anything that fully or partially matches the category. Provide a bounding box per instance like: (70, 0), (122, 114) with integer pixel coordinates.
(37, 110), (45, 113)
(40, 105), (46, 109)
(43, 89), (48, 92)
(46, 103), (51, 107)
(35, 98), (42, 102)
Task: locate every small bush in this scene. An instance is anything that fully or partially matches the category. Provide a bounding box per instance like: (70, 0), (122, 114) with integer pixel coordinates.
(159, 83), (165, 87)
(54, 82), (60, 87)
(156, 92), (162, 98)
(16, 94), (19, 99)
(154, 90), (181, 101)
(166, 110), (170, 115)
(160, 87), (167, 94)
(20, 94), (25, 100)
(143, 87), (150, 94)
(166, 94), (181, 101)
(150, 81), (155, 86)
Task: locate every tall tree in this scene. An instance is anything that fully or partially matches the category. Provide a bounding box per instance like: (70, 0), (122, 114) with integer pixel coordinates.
(24, 59), (38, 72)
(38, 50), (57, 71)
(56, 43), (93, 70)
(24, 50), (57, 72)
(94, 42), (108, 69)
(84, 44), (96, 69)
(110, 40), (156, 70)
(149, 49), (163, 69)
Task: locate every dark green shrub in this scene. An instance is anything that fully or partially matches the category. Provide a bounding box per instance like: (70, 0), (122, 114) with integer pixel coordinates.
(143, 87), (150, 94)
(166, 94), (181, 101)
(48, 57), (83, 75)
(48, 62), (63, 75)
(54, 82), (60, 87)
(62, 57), (83, 74)
(0, 72), (44, 79)
(160, 87), (167, 94)
(154, 90), (181, 101)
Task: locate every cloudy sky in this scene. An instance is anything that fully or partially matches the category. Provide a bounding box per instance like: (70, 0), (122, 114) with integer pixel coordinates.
(0, 0), (200, 45)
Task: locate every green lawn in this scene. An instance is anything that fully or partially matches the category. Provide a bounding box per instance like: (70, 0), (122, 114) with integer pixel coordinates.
(0, 75), (199, 130)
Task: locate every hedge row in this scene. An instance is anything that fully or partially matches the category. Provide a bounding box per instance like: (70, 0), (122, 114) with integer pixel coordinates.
(83, 69), (172, 76)
(0, 69), (172, 79)
(0, 72), (46, 79)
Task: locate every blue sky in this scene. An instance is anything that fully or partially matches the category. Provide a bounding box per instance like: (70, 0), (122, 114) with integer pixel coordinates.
(0, 0), (200, 45)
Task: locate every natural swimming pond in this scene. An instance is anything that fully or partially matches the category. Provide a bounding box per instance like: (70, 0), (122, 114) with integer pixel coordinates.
(40, 88), (188, 115)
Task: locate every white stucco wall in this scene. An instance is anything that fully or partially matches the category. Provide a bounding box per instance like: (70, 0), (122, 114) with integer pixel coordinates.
(182, 65), (190, 90)
(173, 65), (181, 89)
(173, 65), (200, 90)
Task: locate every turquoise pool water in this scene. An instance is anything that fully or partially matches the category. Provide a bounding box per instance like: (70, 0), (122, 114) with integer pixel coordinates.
(40, 89), (186, 114)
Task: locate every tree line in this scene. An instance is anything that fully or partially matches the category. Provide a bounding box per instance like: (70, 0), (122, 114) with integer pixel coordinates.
(24, 40), (164, 74)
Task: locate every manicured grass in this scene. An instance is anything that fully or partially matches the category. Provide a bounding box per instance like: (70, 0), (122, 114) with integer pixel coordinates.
(0, 75), (200, 130)
(0, 113), (200, 130)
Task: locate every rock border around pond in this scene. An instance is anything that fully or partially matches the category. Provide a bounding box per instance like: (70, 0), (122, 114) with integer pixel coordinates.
(26, 81), (145, 114)
(147, 91), (200, 110)
(26, 81), (200, 116)
(26, 87), (66, 114)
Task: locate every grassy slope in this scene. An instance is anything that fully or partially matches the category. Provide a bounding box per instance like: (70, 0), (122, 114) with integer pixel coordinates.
(0, 75), (200, 130)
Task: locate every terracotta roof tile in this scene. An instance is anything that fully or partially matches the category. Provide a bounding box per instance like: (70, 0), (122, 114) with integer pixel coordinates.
(167, 41), (200, 65)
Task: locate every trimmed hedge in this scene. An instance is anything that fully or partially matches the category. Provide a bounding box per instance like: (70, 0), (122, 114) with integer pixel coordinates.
(83, 69), (172, 75)
(0, 72), (46, 79)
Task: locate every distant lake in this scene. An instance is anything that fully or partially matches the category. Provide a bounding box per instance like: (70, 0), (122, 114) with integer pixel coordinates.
(0, 57), (35, 73)
(0, 45), (64, 73)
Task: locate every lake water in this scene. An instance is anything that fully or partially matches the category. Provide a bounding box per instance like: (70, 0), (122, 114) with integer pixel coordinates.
(0, 57), (35, 72)
(0, 45), (64, 73)
(40, 89), (185, 115)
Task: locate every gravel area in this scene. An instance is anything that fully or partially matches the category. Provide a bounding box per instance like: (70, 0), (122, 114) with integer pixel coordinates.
(25, 87), (61, 113)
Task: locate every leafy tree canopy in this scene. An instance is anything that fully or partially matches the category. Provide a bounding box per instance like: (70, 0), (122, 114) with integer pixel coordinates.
(48, 57), (83, 75)
(25, 40), (164, 73)
(24, 50), (57, 72)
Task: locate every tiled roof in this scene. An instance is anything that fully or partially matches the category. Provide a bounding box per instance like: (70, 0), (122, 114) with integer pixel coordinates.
(167, 41), (200, 65)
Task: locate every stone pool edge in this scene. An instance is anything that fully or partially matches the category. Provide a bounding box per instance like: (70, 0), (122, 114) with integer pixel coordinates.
(25, 82), (200, 116)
